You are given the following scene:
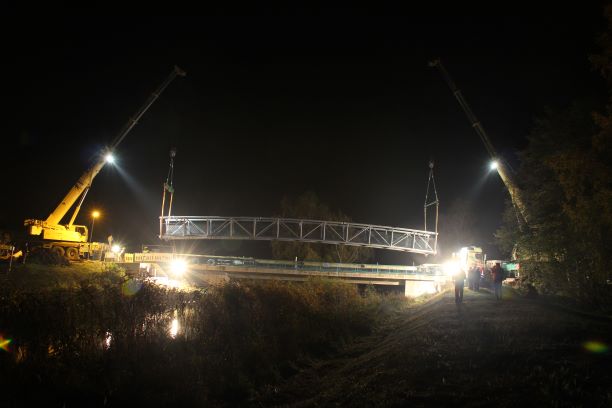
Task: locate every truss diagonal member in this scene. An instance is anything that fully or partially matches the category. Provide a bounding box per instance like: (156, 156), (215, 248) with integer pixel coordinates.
(189, 220), (207, 236)
(279, 221), (300, 238)
(254, 220), (276, 237)
(301, 222), (322, 239)
(327, 224), (346, 241)
(211, 219), (232, 236)
(167, 218), (189, 236)
(392, 232), (409, 247)
(348, 227), (367, 242)
(415, 235), (433, 251)
(372, 228), (391, 246)
(234, 220), (254, 237)
(160, 216), (437, 254)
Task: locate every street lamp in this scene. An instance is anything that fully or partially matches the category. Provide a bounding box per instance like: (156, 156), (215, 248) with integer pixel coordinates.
(489, 160), (499, 171)
(90, 211), (100, 243)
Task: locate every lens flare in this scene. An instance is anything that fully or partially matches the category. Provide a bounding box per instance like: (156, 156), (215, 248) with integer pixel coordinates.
(443, 260), (461, 276)
(121, 279), (142, 296)
(583, 341), (608, 354)
(170, 259), (187, 275)
(0, 336), (12, 352)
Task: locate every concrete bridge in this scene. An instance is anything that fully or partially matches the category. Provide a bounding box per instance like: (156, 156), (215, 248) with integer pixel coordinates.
(112, 252), (450, 297)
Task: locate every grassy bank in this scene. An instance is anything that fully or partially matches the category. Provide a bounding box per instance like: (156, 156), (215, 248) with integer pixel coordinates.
(1, 261), (128, 291)
(0, 266), (410, 407)
(254, 289), (612, 407)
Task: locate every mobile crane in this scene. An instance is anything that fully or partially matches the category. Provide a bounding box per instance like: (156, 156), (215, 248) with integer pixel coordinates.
(429, 59), (530, 227)
(23, 66), (186, 260)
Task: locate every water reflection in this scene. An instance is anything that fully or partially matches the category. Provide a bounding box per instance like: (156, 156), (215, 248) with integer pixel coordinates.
(104, 331), (112, 349)
(10, 309), (189, 367)
(169, 310), (179, 339)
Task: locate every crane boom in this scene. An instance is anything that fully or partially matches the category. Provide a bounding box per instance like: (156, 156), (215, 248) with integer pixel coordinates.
(24, 66), (185, 257)
(429, 59), (530, 226)
(43, 66), (186, 227)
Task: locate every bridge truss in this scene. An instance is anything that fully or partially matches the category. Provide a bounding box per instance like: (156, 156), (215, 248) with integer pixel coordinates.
(160, 216), (437, 255)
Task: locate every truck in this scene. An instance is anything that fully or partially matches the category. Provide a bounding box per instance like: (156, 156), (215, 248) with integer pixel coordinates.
(22, 66), (185, 260)
(454, 245), (485, 272)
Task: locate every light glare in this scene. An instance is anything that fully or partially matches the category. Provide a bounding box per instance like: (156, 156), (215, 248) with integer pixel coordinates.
(169, 318), (179, 339)
(170, 259), (187, 275)
(104, 332), (112, 349)
(105, 154), (115, 164)
(443, 260), (461, 276)
(490, 160), (499, 170)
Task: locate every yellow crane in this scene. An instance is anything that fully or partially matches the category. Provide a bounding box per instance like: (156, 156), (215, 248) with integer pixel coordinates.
(429, 59), (530, 227)
(24, 66), (185, 260)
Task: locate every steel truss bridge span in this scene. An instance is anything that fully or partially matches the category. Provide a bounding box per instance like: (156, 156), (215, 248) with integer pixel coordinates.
(160, 216), (437, 255)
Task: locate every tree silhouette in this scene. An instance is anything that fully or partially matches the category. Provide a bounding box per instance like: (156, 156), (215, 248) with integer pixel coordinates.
(271, 191), (373, 263)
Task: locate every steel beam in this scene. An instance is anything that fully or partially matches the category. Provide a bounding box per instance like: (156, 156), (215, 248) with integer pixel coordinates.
(160, 216), (437, 255)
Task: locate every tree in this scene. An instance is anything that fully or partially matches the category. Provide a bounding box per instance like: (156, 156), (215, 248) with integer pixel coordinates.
(495, 8), (612, 304)
(271, 191), (373, 263)
(495, 103), (606, 297)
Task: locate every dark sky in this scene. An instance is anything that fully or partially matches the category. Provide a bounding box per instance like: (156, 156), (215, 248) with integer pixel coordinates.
(3, 8), (608, 263)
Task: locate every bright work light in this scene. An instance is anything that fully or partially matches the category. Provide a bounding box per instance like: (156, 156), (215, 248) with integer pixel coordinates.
(170, 259), (187, 275)
(489, 160), (499, 171)
(105, 154), (115, 164)
(444, 260), (462, 277)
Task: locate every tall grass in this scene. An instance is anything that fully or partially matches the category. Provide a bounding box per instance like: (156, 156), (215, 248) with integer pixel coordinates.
(0, 273), (406, 407)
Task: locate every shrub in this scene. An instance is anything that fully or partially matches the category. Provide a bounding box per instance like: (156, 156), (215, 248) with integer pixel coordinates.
(0, 277), (406, 406)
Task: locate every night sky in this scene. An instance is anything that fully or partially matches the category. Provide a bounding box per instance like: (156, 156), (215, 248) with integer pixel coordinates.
(3, 8), (607, 263)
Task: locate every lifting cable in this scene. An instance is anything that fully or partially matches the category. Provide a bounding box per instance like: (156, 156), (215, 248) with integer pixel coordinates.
(424, 160), (439, 236)
(159, 148), (177, 237)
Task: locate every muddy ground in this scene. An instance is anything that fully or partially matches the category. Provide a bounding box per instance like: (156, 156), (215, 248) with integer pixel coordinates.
(253, 288), (612, 407)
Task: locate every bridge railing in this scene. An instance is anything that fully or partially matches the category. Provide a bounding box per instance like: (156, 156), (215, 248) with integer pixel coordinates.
(159, 216), (437, 255)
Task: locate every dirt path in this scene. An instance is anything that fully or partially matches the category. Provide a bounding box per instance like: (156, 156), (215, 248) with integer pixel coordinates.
(254, 289), (612, 407)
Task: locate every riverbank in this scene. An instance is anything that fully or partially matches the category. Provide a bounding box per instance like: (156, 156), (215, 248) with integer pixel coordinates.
(0, 263), (415, 407)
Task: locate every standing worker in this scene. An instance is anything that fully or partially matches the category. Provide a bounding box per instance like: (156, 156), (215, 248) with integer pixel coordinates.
(491, 262), (504, 300)
(468, 265), (478, 290)
(454, 268), (467, 304)
(467, 266), (474, 290)
(471, 266), (481, 291)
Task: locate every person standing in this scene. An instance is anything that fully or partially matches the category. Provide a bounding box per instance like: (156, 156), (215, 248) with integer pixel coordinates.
(473, 266), (481, 291)
(467, 266), (474, 290)
(491, 262), (504, 300)
(454, 268), (467, 304)
(468, 266), (479, 290)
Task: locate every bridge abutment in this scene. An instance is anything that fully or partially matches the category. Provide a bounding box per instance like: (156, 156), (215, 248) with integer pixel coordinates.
(404, 280), (439, 298)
